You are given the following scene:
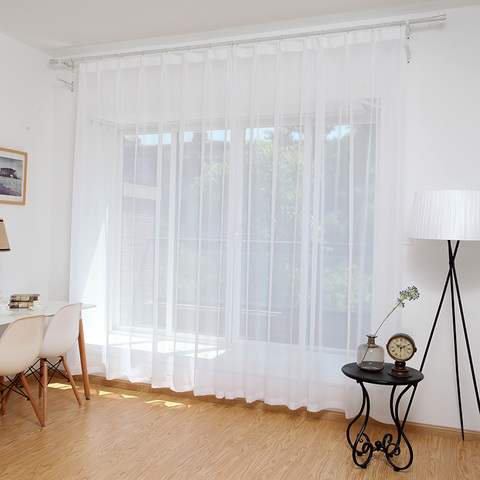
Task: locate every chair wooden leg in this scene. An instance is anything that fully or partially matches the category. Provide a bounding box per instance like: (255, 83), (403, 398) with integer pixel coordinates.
(3, 373), (18, 407)
(19, 372), (44, 427)
(39, 359), (45, 398)
(41, 359), (48, 423)
(61, 356), (83, 407)
(0, 375), (5, 416)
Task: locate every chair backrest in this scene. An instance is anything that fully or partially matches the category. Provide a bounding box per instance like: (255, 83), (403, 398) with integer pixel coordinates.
(40, 303), (82, 358)
(0, 315), (45, 376)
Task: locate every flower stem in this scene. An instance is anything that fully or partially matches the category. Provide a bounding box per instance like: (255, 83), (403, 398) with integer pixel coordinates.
(359, 302), (400, 366)
(372, 301), (401, 337)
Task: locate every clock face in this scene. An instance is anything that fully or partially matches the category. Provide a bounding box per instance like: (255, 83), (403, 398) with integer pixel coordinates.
(387, 334), (416, 362)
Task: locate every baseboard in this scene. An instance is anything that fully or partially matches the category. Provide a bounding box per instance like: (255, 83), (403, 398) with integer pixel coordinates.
(78, 374), (480, 443)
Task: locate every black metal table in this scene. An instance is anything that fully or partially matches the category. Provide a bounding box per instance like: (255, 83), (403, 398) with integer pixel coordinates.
(342, 362), (424, 471)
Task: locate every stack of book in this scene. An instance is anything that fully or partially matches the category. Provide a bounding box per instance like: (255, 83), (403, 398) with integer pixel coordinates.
(9, 294), (40, 308)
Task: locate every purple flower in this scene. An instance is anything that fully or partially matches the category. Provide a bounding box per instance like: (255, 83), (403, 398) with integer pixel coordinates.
(373, 285), (420, 336)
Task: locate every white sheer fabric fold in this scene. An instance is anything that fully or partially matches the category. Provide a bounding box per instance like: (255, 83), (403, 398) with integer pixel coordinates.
(70, 28), (405, 416)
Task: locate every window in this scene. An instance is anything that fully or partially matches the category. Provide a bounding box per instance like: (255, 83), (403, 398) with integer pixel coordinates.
(120, 120), (374, 349)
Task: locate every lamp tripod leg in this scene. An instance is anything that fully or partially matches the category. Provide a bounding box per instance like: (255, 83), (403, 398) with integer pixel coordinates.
(404, 255), (452, 423)
(449, 241), (464, 440)
(451, 249), (480, 417)
(405, 240), (480, 441)
(419, 241), (458, 372)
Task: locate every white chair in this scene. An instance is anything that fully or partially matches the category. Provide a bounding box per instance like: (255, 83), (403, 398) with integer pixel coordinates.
(34, 303), (83, 422)
(0, 314), (45, 427)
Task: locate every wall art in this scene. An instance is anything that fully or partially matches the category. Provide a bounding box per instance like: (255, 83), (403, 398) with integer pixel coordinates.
(0, 147), (27, 205)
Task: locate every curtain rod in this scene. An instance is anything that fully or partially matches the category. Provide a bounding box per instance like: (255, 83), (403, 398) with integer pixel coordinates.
(52, 13), (446, 65)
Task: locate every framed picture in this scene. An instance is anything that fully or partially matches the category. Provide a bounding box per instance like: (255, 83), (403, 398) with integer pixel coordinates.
(0, 147), (27, 205)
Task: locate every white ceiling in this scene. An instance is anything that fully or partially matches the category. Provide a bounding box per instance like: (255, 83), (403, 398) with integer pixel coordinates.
(0, 0), (479, 58)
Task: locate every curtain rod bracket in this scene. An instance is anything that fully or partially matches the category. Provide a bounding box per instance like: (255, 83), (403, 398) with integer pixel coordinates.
(405, 43), (411, 64)
(404, 20), (411, 63)
(49, 58), (74, 71)
(57, 77), (74, 92)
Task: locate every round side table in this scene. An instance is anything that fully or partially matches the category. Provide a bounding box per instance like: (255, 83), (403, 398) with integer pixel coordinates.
(342, 362), (424, 471)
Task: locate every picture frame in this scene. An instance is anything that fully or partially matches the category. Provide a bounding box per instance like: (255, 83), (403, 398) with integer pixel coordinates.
(0, 147), (27, 205)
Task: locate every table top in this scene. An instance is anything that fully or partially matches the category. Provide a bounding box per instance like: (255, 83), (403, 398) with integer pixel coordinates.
(0, 301), (95, 326)
(342, 362), (424, 386)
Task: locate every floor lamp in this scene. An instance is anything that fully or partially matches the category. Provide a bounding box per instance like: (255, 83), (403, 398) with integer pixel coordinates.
(409, 190), (480, 440)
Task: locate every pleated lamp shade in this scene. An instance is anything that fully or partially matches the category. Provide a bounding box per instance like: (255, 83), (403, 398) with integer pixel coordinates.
(0, 219), (10, 251)
(409, 190), (480, 241)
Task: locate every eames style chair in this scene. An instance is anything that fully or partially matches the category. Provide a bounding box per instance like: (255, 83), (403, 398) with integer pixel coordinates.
(33, 303), (83, 423)
(0, 314), (45, 427)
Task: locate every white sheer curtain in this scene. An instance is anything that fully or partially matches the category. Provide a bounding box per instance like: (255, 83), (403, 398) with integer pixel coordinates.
(70, 27), (405, 414)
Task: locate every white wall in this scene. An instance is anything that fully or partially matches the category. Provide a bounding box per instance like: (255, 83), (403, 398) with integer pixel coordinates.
(0, 35), (52, 298)
(1, 4), (480, 433)
(0, 34), (76, 301)
(47, 63), (77, 299)
(401, 6), (480, 432)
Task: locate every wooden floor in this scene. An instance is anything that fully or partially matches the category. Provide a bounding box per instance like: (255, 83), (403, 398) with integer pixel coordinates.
(0, 378), (479, 480)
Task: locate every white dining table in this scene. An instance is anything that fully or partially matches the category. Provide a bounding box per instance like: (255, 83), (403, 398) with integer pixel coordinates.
(0, 300), (94, 399)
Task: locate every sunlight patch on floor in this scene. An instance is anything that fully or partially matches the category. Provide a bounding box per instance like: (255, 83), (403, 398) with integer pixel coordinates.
(48, 382), (75, 390)
(145, 399), (187, 408)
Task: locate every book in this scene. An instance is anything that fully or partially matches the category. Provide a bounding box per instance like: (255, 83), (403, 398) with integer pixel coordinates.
(9, 301), (35, 308)
(9, 294), (39, 302)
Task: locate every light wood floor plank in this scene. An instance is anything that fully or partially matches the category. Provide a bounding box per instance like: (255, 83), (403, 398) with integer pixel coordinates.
(0, 378), (478, 479)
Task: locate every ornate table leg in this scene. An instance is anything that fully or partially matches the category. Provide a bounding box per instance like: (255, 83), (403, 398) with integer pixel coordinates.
(381, 384), (415, 471)
(346, 381), (374, 469)
(346, 381), (416, 471)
